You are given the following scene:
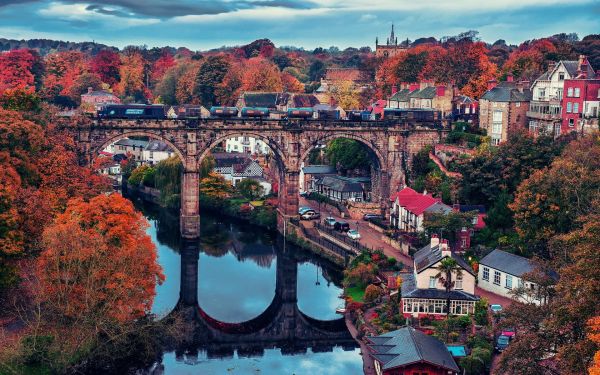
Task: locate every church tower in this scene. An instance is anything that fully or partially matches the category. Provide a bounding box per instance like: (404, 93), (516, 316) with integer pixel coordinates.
(375, 24), (408, 58)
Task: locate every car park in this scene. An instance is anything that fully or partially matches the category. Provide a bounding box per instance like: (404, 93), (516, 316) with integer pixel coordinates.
(334, 221), (350, 232)
(301, 211), (320, 220)
(347, 229), (361, 240)
(495, 335), (510, 352)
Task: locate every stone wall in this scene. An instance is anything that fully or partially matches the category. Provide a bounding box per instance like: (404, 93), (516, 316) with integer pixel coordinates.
(346, 201), (382, 220)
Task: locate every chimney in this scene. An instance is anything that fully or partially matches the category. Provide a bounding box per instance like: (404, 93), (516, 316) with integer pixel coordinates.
(430, 234), (440, 248)
(487, 79), (497, 91)
(506, 74), (514, 83)
(440, 239), (451, 257)
(87, 86), (93, 94)
(436, 85), (446, 97)
(577, 55), (588, 79)
(516, 80), (525, 93)
(392, 85), (398, 95)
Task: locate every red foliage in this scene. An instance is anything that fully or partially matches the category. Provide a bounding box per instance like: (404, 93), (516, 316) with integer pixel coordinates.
(91, 50), (121, 87)
(151, 52), (176, 84)
(0, 49), (41, 92)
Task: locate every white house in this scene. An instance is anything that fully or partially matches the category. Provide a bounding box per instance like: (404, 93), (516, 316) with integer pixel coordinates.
(389, 187), (450, 232)
(225, 136), (270, 155)
(299, 164), (336, 193)
(478, 249), (557, 305)
(400, 236), (478, 318)
(103, 138), (148, 163)
(213, 153), (264, 186)
(142, 140), (176, 165)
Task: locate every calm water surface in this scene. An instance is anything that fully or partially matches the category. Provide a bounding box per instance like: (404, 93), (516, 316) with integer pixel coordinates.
(134, 200), (363, 375)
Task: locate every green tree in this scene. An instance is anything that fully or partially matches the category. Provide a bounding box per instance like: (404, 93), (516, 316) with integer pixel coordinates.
(434, 258), (463, 318)
(236, 178), (265, 200)
(195, 55), (230, 106)
(395, 52), (428, 82)
(423, 211), (476, 245)
(199, 155), (216, 178)
(325, 138), (371, 172)
(155, 156), (182, 208)
(128, 165), (152, 186)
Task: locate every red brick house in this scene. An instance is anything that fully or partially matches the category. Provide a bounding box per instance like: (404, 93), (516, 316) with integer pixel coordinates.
(80, 87), (120, 112)
(452, 204), (486, 252)
(561, 58), (599, 135)
(367, 326), (460, 375)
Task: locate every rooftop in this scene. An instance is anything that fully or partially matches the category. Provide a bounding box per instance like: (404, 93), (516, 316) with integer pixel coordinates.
(413, 242), (475, 276)
(316, 175), (366, 193)
(114, 138), (149, 148)
(302, 165), (337, 174)
(145, 140), (172, 152)
(481, 81), (532, 102)
(390, 187), (441, 215)
(479, 249), (542, 278)
(366, 326), (460, 372)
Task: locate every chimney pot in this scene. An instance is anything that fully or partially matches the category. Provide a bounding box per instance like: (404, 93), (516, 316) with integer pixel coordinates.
(431, 235), (440, 248)
(487, 79), (497, 91)
(392, 85), (398, 95)
(507, 74), (514, 82)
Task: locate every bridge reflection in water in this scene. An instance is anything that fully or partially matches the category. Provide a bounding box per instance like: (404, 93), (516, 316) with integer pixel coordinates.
(172, 239), (359, 361)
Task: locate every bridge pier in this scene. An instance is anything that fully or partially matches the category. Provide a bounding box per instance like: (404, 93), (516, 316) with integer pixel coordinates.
(277, 170), (300, 233)
(180, 240), (200, 306)
(180, 170), (200, 239)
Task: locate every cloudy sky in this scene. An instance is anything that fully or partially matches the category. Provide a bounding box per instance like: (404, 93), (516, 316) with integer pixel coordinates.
(0, 0), (598, 50)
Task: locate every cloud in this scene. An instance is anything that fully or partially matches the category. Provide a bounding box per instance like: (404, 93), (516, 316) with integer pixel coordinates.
(359, 14), (376, 22)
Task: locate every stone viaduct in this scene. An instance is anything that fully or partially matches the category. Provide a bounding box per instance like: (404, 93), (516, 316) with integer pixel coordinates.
(71, 118), (447, 238)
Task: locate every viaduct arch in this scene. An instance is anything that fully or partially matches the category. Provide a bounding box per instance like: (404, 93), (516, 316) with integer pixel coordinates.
(71, 118), (447, 239)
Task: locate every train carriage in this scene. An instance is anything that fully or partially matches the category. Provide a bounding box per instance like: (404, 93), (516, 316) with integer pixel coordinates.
(98, 104), (166, 119)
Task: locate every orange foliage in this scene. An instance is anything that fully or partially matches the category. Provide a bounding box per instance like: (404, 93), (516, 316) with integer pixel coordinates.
(151, 52), (176, 84)
(37, 194), (164, 323)
(589, 316), (600, 375)
(0, 49), (40, 92)
(281, 71), (304, 93)
(116, 51), (148, 99)
(44, 51), (90, 100)
(241, 57), (283, 92)
(175, 61), (202, 104)
(503, 39), (558, 80)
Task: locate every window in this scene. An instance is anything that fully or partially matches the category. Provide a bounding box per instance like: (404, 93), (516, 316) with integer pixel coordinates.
(569, 118), (574, 127)
(493, 271), (501, 285)
(149, 151), (154, 159)
(455, 275), (463, 290)
(429, 276), (436, 289)
(461, 238), (467, 248)
(574, 88), (580, 97)
(566, 102), (572, 113)
(567, 87), (573, 97)
(538, 88), (545, 99)
(515, 102), (521, 107)
(518, 279), (524, 288)
(559, 72), (565, 80)
(492, 110), (503, 122)
(573, 103), (579, 113)
(505, 275), (513, 289)
(482, 267), (489, 281)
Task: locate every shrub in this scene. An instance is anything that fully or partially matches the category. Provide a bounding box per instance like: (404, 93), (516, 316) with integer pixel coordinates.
(364, 284), (383, 303)
(344, 263), (377, 288)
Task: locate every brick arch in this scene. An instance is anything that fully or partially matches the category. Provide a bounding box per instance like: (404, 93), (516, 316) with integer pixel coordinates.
(197, 131), (290, 172)
(91, 130), (186, 167)
(299, 132), (386, 169)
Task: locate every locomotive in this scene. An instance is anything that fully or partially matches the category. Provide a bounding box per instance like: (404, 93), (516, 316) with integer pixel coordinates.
(383, 108), (441, 122)
(98, 104), (166, 119)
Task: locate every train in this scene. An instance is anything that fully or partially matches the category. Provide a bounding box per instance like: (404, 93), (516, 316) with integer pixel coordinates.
(98, 104), (166, 119)
(95, 104), (444, 127)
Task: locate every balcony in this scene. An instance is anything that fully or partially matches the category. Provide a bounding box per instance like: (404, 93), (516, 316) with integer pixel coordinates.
(527, 101), (562, 121)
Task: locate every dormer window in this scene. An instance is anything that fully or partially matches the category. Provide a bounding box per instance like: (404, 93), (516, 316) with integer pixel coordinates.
(558, 72), (565, 80)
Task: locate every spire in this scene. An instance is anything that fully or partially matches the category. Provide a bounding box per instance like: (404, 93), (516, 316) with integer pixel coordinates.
(376, 36), (379, 46)
(389, 24), (395, 46)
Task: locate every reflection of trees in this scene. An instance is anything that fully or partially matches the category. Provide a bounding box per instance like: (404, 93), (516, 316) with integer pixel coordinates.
(126, 193), (182, 250)
(230, 241), (276, 268)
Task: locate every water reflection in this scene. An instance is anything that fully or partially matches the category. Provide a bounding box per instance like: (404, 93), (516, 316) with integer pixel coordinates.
(129, 197), (362, 374)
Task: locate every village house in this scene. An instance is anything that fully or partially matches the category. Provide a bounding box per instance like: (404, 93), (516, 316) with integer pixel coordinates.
(103, 138), (148, 162)
(387, 82), (455, 117)
(452, 204), (486, 252)
(298, 164), (336, 193)
(315, 68), (371, 105)
(528, 55), (596, 138)
(400, 236), (479, 318)
(374, 24), (409, 59)
(236, 92), (320, 116)
(387, 87), (412, 109)
(314, 175), (371, 202)
(367, 326), (460, 375)
(478, 249), (557, 305)
(452, 95), (478, 122)
(142, 140), (175, 165)
(561, 58), (599, 135)
(225, 136), (270, 155)
(479, 78), (531, 145)
(212, 152), (266, 188)
(80, 87), (120, 112)
(389, 187), (449, 232)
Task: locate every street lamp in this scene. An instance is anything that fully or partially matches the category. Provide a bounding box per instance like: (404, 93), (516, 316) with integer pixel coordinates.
(316, 265), (321, 286)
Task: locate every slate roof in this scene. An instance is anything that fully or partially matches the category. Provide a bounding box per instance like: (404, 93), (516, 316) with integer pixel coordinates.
(480, 82), (532, 102)
(413, 243), (476, 276)
(410, 86), (437, 99)
(212, 152), (251, 168)
(453, 95), (476, 104)
(316, 175), (364, 193)
(424, 201), (453, 215)
(366, 326), (460, 372)
(292, 94), (320, 107)
(145, 140), (172, 152)
(114, 138), (149, 148)
(302, 165), (336, 174)
(389, 88), (412, 102)
(82, 90), (118, 97)
(400, 273), (479, 301)
(479, 249), (536, 277)
(243, 92), (289, 108)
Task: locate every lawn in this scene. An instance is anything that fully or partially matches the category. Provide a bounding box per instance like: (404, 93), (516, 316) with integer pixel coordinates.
(346, 286), (365, 302)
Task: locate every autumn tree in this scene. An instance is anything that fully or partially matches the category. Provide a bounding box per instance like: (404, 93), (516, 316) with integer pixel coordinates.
(150, 51), (176, 86)
(0, 49), (43, 92)
(216, 62), (243, 105)
(330, 80), (360, 110)
(510, 135), (600, 256)
(199, 172), (233, 208)
(90, 50), (121, 87)
(237, 178), (265, 200)
(116, 51), (148, 102)
(43, 51), (90, 104)
(281, 71), (304, 92)
(241, 57), (283, 92)
(589, 316), (600, 375)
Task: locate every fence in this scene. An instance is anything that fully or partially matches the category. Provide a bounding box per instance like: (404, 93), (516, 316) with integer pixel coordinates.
(314, 222), (380, 254)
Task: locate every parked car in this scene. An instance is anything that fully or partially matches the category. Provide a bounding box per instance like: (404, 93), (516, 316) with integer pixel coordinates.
(324, 217), (337, 227)
(363, 213), (383, 221)
(299, 191), (308, 197)
(490, 304), (503, 314)
(347, 229), (361, 240)
(495, 335), (510, 352)
(298, 206), (312, 215)
(301, 211), (320, 220)
(334, 221), (350, 232)
(501, 328), (516, 340)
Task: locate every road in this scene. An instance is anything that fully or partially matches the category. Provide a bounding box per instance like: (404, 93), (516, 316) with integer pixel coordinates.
(298, 197), (413, 268)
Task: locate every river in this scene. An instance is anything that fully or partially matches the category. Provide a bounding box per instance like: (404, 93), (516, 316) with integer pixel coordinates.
(130, 198), (364, 375)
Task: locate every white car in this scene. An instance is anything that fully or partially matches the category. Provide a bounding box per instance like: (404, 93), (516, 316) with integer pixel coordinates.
(347, 229), (361, 240)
